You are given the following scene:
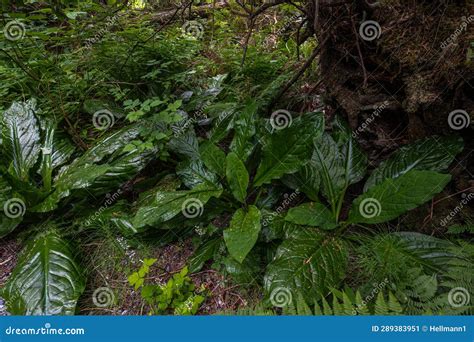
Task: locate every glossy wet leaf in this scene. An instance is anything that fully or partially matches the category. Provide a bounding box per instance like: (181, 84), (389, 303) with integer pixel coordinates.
(364, 136), (463, 191)
(225, 152), (249, 203)
(1, 100), (41, 181)
(50, 133), (75, 170)
(224, 206), (261, 263)
(33, 124), (152, 211)
(1, 231), (85, 315)
(230, 100), (257, 161)
(38, 123), (75, 190)
(133, 183), (222, 229)
(32, 164), (110, 212)
(90, 147), (156, 194)
(312, 133), (344, 208)
(285, 202), (337, 230)
(168, 128), (200, 160)
(335, 117), (367, 187)
(264, 229), (348, 303)
(393, 232), (457, 266)
(282, 163), (320, 201)
(38, 122), (54, 190)
(200, 142), (226, 177)
(254, 112), (324, 186)
(349, 170), (451, 224)
(70, 123), (142, 167)
(176, 159), (219, 188)
(188, 238), (221, 273)
(312, 127), (366, 210)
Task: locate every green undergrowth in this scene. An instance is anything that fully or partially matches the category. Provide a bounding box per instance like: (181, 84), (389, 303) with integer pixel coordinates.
(0, 1), (472, 316)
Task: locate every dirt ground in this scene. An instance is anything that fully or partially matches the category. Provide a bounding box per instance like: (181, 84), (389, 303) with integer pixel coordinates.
(0, 235), (250, 316)
(78, 238), (251, 315)
(0, 237), (21, 316)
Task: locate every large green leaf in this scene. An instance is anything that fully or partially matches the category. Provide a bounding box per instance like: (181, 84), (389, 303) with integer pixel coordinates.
(50, 133), (75, 170)
(393, 232), (457, 267)
(38, 122), (54, 190)
(33, 124), (152, 211)
(70, 123), (142, 167)
(285, 202), (337, 230)
(264, 229), (348, 303)
(261, 211), (301, 242)
(254, 112), (324, 186)
(111, 176), (182, 235)
(0, 176), (23, 237)
(200, 142), (226, 177)
(364, 136), (463, 191)
(32, 164), (110, 212)
(38, 122), (75, 191)
(207, 103), (236, 145)
(312, 124), (367, 211)
(282, 163), (320, 201)
(225, 152), (249, 203)
(89, 147), (156, 194)
(168, 128), (200, 160)
(134, 175), (181, 208)
(132, 183), (222, 229)
(1, 231), (85, 315)
(1, 100), (41, 180)
(229, 100), (257, 161)
(312, 133), (345, 209)
(224, 206), (261, 263)
(188, 238), (221, 273)
(335, 117), (367, 187)
(348, 170), (451, 224)
(176, 159), (219, 189)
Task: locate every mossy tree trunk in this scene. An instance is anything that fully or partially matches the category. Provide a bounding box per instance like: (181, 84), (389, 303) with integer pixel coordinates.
(305, 0), (473, 141)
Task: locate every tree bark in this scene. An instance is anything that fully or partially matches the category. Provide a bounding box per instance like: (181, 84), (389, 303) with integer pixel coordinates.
(306, 0), (473, 141)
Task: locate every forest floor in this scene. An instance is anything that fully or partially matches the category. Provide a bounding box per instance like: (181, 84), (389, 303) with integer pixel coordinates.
(0, 235), (253, 315)
(78, 238), (253, 315)
(0, 238), (20, 316)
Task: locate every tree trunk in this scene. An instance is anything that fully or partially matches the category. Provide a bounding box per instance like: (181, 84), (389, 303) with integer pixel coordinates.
(306, 0), (473, 142)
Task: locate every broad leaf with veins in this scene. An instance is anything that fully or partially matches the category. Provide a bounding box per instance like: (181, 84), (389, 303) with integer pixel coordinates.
(254, 112), (324, 186)
(1, 231), (85, 315)
(1, 100), (41, 181)
(364, 136), (463, 191)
